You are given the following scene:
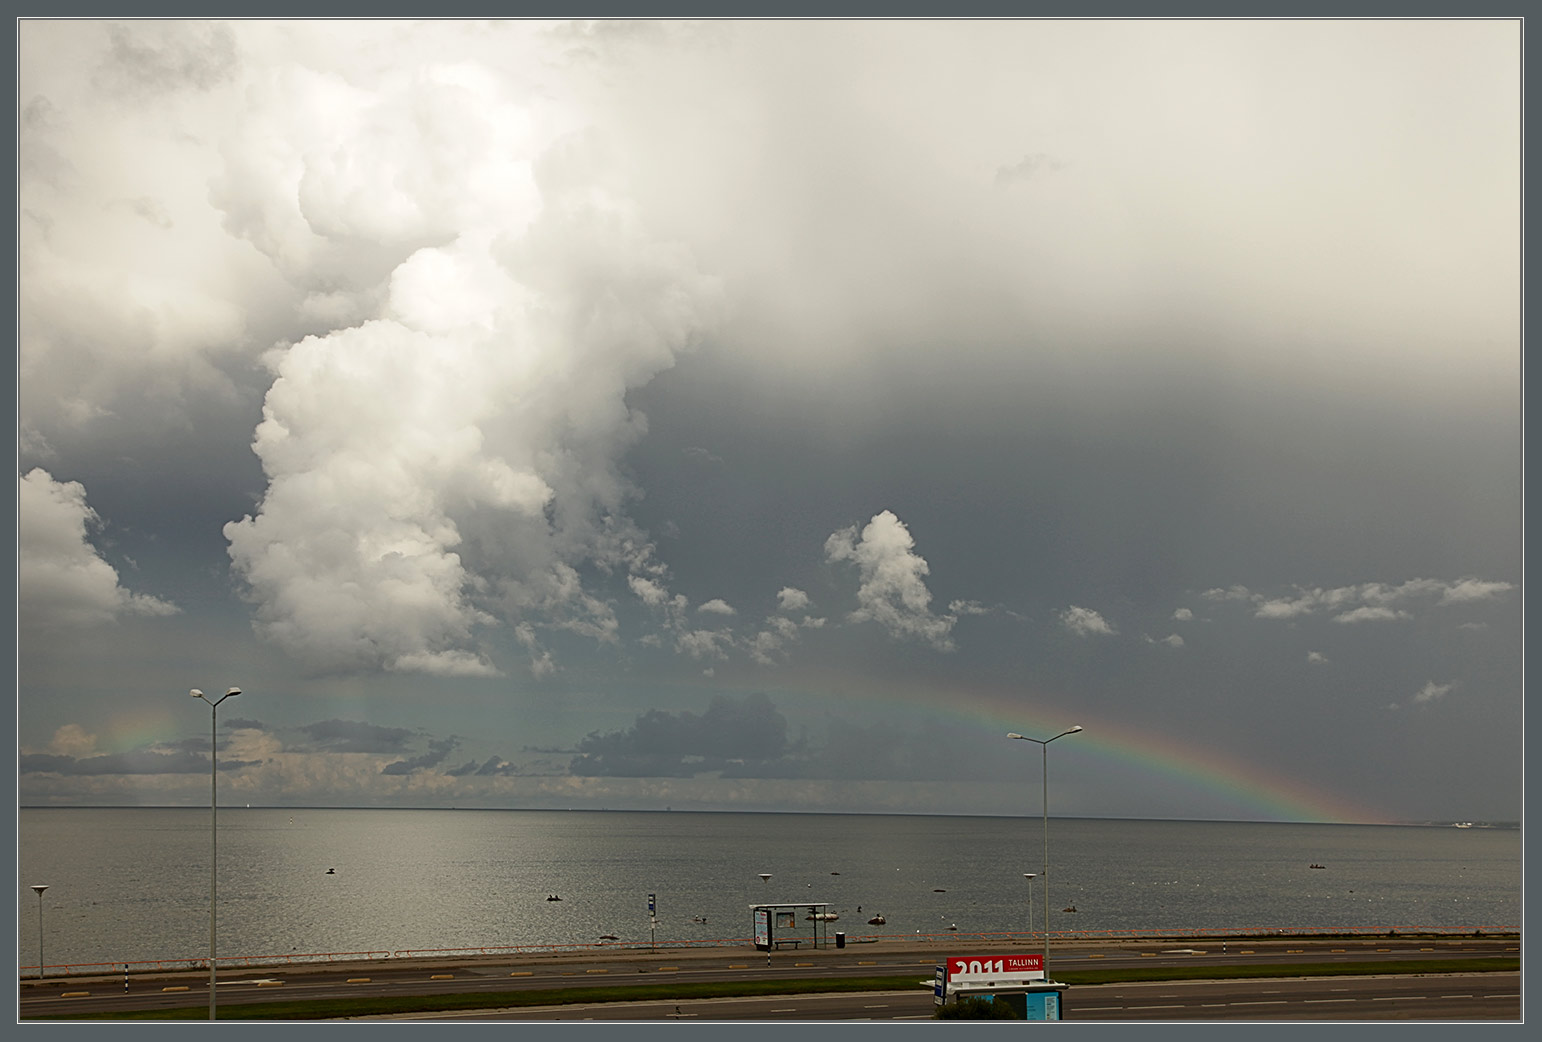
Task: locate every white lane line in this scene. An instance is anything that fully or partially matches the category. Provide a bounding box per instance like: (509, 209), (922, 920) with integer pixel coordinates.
(1231, 1000), (1288, 1006)
(1305, 999), (1356, 1004)
(1127, 1004), (1183, 1010)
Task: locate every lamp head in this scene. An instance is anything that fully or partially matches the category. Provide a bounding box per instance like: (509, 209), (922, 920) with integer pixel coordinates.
(1068, 725), (1083, 733)
(226, 687), (242, 697)
(190, 689), (204, 698)
(1006, 732), (1024, 740)
(30, 884), (47, 895)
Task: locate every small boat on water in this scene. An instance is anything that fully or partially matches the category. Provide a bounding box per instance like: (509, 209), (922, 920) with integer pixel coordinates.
(867, 914), (886, 925)
(1309, 864), (1326, 870)
(547, 893), (562, 901)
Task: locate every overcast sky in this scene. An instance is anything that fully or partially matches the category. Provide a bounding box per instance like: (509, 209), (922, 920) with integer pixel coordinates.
(17, 19), (1521, 823)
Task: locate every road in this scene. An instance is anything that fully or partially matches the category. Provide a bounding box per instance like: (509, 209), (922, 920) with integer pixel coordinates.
(19, 935), (1520, 1021)
(369, 974), (1522, 1021)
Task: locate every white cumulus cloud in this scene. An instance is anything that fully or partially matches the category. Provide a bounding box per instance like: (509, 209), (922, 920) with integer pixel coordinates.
(1060, 605), (1116, 637)
(18, 468), (179, 629)
(1413, 680), (1454, 704)
(825, 510), (956, 650)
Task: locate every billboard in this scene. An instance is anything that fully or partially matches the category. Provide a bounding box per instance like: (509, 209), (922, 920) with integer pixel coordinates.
(945, 953), (1045, 983)
(753, 908), (770, 948)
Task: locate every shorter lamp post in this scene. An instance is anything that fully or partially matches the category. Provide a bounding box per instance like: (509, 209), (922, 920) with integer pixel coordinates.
(31, 884), (48, 980)
(1023, 873), (1036, 946)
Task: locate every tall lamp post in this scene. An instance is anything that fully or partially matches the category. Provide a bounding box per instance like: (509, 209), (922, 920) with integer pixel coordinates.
(30, 884), (48, 980)
(1007, 726), (1082, 976)
(191, 686), (241, 1020)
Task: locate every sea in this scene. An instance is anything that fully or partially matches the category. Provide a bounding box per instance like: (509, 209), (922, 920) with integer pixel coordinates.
(16, 809), (1521, 974)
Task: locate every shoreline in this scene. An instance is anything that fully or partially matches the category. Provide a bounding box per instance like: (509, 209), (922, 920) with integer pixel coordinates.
(20, 928), (1519, 987)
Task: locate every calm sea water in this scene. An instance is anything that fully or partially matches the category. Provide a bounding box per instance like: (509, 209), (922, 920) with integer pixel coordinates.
(16, 809), (1520, 972)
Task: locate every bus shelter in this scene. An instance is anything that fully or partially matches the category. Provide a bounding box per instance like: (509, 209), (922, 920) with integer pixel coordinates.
(750, 903), (833, 951)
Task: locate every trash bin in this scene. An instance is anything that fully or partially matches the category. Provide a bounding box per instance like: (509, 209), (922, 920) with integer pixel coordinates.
(835, 932), (845, 949)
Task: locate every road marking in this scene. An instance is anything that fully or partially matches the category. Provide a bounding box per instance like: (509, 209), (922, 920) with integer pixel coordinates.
(162, 986), (189, 992)
(1440, 994), (1474, 999)
(657, 967), (678, 971)
(728, 964), (748, 969)
(1089, 953), (1105, 958)
(1128, 1004), (1183, 1010)
(257, 981), (284, 988)
(1373, 995), (1426, 1001)
(61, 992), (89, 998)
(863, 1004), (889, 1009)
(770, 1008), (797, 1013)
(346, 978), (371, 984)
(795, 962), (813, 967)
(509, 971), (532, 977)
(585, 969), (608, 974)
(1305, 999), (1355, 1004)
(430, 974), (454, 980)
(1239, 949), (1254, 954)
(1231, 1000), (1288, 1006)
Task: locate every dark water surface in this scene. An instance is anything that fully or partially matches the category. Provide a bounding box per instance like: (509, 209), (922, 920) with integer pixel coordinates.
(17, 808), (1519, 970)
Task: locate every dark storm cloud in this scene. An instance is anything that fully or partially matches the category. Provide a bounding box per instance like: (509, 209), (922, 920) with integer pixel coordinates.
(19, 749), (262, 776)
(381, 737), (460, 775)
(570, 692), (804, 777)
(297, 719), (418, 754)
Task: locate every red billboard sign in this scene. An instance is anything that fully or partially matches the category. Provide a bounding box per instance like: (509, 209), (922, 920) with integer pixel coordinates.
(945, 954), (1045, 983)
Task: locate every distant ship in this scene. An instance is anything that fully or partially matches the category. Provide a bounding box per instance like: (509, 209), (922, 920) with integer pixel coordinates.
(1453, 822), (1474, 828)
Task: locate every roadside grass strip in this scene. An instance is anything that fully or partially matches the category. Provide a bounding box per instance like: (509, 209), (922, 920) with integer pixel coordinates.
(28, 959), (1519, 1021)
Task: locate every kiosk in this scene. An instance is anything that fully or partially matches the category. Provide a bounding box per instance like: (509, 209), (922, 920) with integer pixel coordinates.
(933, 953), (1069, 1020)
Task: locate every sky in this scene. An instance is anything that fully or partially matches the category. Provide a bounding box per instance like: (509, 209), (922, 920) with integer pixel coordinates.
(15, 19), (1522, 824)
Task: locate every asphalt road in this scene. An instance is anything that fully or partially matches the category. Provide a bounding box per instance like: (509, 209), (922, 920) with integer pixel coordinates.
(19, 935), (1520, 1021)
(361, 974), (1523, 1021)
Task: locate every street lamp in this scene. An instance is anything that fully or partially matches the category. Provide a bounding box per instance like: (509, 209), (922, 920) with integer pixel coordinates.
(191, 686), (241, 1020)
(30, 884), (47, 980)
(1022, 873), (1036, 945)
(1007, 726), (1082, 975)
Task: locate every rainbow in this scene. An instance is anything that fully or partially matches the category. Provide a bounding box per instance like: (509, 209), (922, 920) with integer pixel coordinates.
(737, 672), (1394, 825)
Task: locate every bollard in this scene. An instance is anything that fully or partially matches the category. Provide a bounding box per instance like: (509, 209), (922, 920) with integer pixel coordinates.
(835, 932), (845, 949)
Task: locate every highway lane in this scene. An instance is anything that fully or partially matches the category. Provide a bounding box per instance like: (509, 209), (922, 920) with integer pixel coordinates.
(19, 936), (1519, 1019)
(358, 974), (1522, 1022)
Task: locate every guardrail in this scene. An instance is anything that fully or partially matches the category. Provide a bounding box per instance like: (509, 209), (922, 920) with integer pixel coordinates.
(19, 924), (1518, 980)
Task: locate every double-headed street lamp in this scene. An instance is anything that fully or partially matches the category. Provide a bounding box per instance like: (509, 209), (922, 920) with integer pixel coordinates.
(191, 686), (241, 1021)
(1007, 725), (1082, 975)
